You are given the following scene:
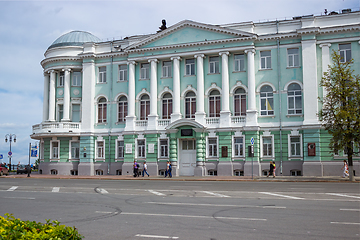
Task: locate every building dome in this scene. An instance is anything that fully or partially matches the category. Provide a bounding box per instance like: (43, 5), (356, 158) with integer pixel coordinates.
(48, 31), (101, 49)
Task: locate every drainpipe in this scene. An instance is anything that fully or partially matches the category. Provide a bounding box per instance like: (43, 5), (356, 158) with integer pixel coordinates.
(276, 21), (283, 175)
(108, 42), (114, 174)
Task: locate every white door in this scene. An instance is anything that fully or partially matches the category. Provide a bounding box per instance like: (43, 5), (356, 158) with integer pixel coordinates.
(179, 139), (196, 176)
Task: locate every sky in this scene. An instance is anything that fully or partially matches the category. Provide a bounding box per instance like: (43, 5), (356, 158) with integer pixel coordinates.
(0, 0), (359, 165)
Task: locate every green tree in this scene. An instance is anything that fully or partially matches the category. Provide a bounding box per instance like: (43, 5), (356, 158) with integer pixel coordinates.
(319, 51), (360, 181)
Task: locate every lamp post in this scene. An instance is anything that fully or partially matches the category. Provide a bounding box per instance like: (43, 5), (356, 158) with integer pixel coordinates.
(5, 134), (16, 171)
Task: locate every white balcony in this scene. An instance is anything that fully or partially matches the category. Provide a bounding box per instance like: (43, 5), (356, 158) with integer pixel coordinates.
(32, 122), (81, 134)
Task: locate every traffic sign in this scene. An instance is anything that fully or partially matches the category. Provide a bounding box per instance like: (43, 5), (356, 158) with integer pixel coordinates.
(0, 154), (3, 159)
(8, 151), (12, 156)
(250, 137), (254, 145)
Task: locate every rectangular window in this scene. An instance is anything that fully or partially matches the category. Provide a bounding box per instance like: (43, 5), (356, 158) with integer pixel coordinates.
(117, 141), (124, 158)
(262, 137), (272, 157)
(59, 72), (64, 87)
(97, 141), (104, 158)
(339, 43), (351, 63)
(72, 72), (81, 86)
(71, 141), (80, 159)
(287, 48), (299, 67)
(185, 59), (195, 76)
(160, 139), (168, 158)
(234, 137), (244, 157)
(137, 139), (145, 158)
(71, 104), (81, 122)
(119, 65), (128, 81)
(52, 142), (59, 159)
(162, 61), (172, 78)
(260, 51), (271, 69)
(290, 136), (301, 157)
(234, 54), (245, 72)
(58, 104), (63, 121)
(140, 63), (149, 79)
(209, 56), (220, 74)
(98, 67), (106, 83)
(208, 138), (218, 157)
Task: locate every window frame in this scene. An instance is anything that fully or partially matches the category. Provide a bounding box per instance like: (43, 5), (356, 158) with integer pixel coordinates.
(161, 93), (173, 119)
(234, 88), (246, 116)
(140, 63), (150, 80)
(69, 140), (80, 160)
(50, 140), (60, 159)
(287, 83), (302, 115)
(232, 135), (245, 158)
(98, 66), (107, 83)
(287, 48), (300, 68)
(58, 72), (64, 87)
(96, 140), (105, 159)
(185, 58), (195, 76)
(116, 140), (124, 159)
(158, 138), (169, 159)
(136, 138), (146, 159)
(208, 90), (221, 118)
(260, 85), (274, 116)
(288, 134), (303, 158)
(72, 72), (82, 86)
(117, 96), (128, 123)
(234, 54), (245, 72)
(97, 98), (107, 123)
(57, 104), (63, 122)
(209, 56), (220, 74)
(162, 61), (172, 78)
(140, 94), (150, 120)
(118, 64), (128, 82)
(206, 136), (219, 158)
(339, 43), (351, 63)
(260, 50), (271, 70)
(260, 135), (274, 158)
(71, 103), (81, 122)
(185, 91), (196, 119)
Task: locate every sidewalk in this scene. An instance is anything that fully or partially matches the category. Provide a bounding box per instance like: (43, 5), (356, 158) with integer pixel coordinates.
(4, 173), (360, 182)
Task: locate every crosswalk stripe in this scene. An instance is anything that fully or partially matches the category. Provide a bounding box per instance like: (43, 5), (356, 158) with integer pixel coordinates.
(201, 191), (230, 198)
(52, 187), (60, 192)
(148, 190), (166, 196)
(7, 186), (18, 191)
(260, 192), (304, 200)
(326, 193), (360, 199)
(99, 188), (108, 194)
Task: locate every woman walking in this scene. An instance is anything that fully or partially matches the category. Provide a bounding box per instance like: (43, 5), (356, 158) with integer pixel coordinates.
(341, 160), (349, 178)
(267, 161), (276, 178)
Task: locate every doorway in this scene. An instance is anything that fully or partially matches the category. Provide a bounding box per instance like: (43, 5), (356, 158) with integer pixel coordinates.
(179, 139), (196, 176)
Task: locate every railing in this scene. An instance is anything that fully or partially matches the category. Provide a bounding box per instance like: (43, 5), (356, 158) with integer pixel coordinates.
(32, 122), (81, 132)
(205, 117), (220, 125)
(135, 120), (148, 127)
(158, 119), (171, 126)
(231, 116), (246, 123)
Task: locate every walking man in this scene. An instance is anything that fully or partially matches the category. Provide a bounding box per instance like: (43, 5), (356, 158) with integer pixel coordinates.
(142, 161), (150, 177)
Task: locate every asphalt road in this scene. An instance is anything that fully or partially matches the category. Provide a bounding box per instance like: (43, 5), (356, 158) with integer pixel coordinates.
(0, 179), (359, 240)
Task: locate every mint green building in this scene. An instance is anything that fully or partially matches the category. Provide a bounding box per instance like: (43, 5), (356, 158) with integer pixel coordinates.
(31, 10), (360, 176)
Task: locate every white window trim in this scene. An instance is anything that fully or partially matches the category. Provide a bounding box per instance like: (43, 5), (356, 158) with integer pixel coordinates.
(135, 137), (146, 159)
(232, 135), (245, 158)
(115, 136), (124, 160)
(95, 138), (105, 160)
(158, 137), (170, 159)
(95, 95), (108, 124)
(260, 50), (272, 70)
(287, 48), (300, 68)
(260, 133), (274, 158)
(118, 64), (128, 82)
(98, 67), (107, 83)
(162, 61), (172, 78)
(161, 93), (173, 120)
(50, 140), (60, 160)
(58, 73), (64, 87)
(69, 140), (80, 160)
(287, 132), (303, 158)
(234, 54), (245, 72)
(185, 58), (195, 76)
(140, 63), (150, 80)
(206, 135), (219, 159)
(71, 103), (82, 122)
(72, 72), (82, 86)
(339, 43), (351, 63)
(209, 56), (220, 74)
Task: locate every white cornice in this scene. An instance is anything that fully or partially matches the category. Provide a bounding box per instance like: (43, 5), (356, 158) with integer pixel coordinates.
(318, 23), (360, 35)
(41, 56), (82, 68)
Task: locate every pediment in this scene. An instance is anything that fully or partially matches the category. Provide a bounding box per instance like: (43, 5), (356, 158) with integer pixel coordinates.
(127, 20), (256, 51)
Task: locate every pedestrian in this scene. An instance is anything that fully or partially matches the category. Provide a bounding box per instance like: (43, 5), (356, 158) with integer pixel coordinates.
(267, 161), (276, 178)
(168, 161), (172, 178)
(133, 160), (139, 177)
(164, 161), (170, 177)
(341, 160), (349, 178)
(142, 161), (150, 177)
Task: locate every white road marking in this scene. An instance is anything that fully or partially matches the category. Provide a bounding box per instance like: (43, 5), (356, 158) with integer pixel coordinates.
(135, 234), (179, 239)
(146, 202), (286, 209)
(331, 222), (360, 225)
(326, 193), (360, 199)
(4, 197), (35, 200)
(259, 192), (304, 200)
(95, 211), (114, 214)
(52, 187), (60, 192)
(122, 212), (267, 221)
(201, 191), (230, 198)
(148, 190), (166, 196)
(7, 186), (18, 191)
(99, 188), (108, 194)
(340, 209), (360, 211)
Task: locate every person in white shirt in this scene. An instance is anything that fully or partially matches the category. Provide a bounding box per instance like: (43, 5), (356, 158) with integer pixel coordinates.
(142, 161), (150, 177)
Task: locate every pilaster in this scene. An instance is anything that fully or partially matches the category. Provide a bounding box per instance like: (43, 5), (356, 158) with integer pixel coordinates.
(244, 49), (258, 126)
(219, 52), (231, 127)
(62, 68), (71, 122)
(148, 59), (158, 130)
(48, 70), (56, 122)
(170, 56), (182, 122)
(125, 61), (136, 131)
(194, 54), (206, 125)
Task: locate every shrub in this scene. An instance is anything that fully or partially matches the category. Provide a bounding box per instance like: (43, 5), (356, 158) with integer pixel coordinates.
(0, 213), (83, 240)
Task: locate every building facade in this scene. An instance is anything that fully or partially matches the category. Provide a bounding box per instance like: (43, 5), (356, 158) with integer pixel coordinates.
(31, 10), (360, 176)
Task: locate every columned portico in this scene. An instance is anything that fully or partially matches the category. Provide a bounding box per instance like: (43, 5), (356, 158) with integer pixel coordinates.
(244, 49), (257, 126)
(194, 54), (206, 125)
(171, 56), (182, 122)
(219, 52), (231, 127)
(62, 68), (71, 122)
(42, 73), (49, 122)
(48, 70), (56, 122)
(125, 61), (136, 131)
(148, 59), (158, 129)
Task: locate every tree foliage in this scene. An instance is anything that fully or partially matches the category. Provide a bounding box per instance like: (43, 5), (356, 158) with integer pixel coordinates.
(318, 50), (360, 180)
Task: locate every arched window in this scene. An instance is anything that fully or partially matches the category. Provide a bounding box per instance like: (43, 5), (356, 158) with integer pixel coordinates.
(209, 90), (220, 117)
(118, 96), (128, 122)
(185, 91), (196, 118)
(287, 83), (302, 114)
(260, 85), (274, 116)
(234, 88), (246, 116)
(140, 94), (150, 120)
(98, 97), (107, 123)
(162, 93), (172, 119)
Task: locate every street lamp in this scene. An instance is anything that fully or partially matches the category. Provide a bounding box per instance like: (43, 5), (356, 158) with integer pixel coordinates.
(5, 134), (16, 171)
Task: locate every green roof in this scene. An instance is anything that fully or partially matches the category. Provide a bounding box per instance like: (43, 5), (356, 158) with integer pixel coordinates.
(48, 31), (101, 49)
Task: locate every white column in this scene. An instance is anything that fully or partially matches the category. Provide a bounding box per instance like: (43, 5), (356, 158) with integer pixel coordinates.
(62, 68), (71, 121)
(42, 73), (49, 122)
(219, 52), (231, 127)
(48, 70), (56, 122)
(125, 61), (136, 131)
(171, 56), (182, 122)
(194, 54), (206, 124)
(244, 49), (258, 126)
(81, 60), (96, 132)
(302, 39), (319, 125)
(320, 43), (331, 99)
(148, 59), (159, 129)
